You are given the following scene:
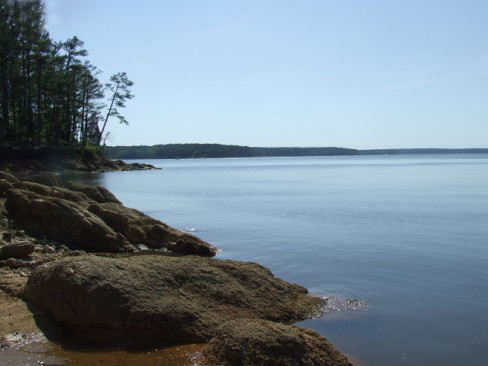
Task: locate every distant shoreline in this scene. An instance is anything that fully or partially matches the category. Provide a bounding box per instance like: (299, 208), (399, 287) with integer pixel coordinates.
(105, 143), (488, 160)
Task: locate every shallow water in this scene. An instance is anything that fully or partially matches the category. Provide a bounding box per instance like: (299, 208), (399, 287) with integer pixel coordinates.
(5, 154), (488, 365)
(1, 340), (204, 366)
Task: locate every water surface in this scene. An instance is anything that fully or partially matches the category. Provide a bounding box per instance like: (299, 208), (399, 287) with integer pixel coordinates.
(19, 154), (488, 365)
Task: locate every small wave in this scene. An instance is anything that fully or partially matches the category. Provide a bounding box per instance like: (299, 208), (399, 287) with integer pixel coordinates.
(184, 227), (208, 233)
(322, 297), (368, 314)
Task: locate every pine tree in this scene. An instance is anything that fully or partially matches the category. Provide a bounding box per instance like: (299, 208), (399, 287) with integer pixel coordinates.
(0, 0), (134, 149)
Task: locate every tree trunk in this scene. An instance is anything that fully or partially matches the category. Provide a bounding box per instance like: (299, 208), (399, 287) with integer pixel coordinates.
(98, 83), (119, 145)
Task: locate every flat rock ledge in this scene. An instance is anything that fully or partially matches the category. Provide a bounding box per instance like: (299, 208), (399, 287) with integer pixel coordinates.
(22, 254), (325, 348)
(201, 319), (353, 366)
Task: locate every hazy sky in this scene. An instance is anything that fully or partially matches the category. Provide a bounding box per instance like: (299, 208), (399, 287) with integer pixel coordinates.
(44, 0), (487, 149)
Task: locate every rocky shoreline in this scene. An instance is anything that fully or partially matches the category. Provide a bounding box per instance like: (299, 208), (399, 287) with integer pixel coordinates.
(0, 170), (353, 366)
(0, 146), (158, 174)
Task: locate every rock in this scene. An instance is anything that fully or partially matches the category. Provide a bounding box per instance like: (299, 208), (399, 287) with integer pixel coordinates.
(201, 319), (353, 366)
(0, 179), (13, 196)
(168, 237), (217, 256)
(24, 172), (61, 187)
(0, 171), (19, 183)
(5, 179), (216, 256)
(88, 202), (217, 255)
(12, 181), (93, 203)
(0, 258), (33, 269)
(0, 243), (35, 259)
(42, 245), (56, 254)
(2, 232), (13, 242)
(5, 188), (133, 252)
(63, 181), (121, 204)
(23, 254), (324, 347)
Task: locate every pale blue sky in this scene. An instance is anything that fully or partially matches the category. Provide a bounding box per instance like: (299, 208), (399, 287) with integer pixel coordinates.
(44, 0), (487, 149)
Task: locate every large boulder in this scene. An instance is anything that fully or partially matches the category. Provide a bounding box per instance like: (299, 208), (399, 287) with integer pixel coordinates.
(5, 188), (133, 252)
(23, 254), (325, 347)
(201, 319), (353, 366)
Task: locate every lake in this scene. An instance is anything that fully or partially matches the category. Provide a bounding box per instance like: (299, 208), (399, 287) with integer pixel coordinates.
(17, 154), (488, 365)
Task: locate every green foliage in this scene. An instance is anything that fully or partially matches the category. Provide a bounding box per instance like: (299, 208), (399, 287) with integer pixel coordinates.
(0, 0), (133, 149)
(105, 144), (359, 159)
(98, 72), (134, 144)
(76, 143), (102, 162)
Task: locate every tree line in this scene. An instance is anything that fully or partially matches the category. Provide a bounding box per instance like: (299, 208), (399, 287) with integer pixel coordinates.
(0, 0), (133, 148)
(105, 144), (359, 159)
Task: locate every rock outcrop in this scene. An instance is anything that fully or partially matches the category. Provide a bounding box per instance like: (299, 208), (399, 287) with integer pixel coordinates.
(201, 319), (353, 366)
(23, 254), (325, 347)
(4, 179), (216, 256)
(63, 181), (121, 204)
(5, 188), (133, 252)
(0, 171), (19, 183)
(12, 181), (94, 203)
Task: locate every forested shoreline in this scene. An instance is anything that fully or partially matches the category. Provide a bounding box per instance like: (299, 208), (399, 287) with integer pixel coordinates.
(105, 144), (488, 160)
(105, 144), (359, 159)
(0, 0), (132, 148)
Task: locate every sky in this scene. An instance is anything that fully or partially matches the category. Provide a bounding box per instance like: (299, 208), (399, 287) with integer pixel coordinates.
(43, 0), (488, 149)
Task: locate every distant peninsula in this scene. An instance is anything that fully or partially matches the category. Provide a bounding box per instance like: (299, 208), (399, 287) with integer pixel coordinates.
(104, 144), (488, 160)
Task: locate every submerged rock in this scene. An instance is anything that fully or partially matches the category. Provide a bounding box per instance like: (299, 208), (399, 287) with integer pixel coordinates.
(23, 254), (324, 347)
(201, 319), (352, 366)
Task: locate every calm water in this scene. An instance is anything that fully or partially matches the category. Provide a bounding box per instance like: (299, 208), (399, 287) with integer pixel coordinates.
(19, 154), (488, 365)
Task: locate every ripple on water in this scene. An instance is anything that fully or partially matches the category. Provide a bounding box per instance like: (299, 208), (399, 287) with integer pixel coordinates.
(322, 297), (368, 314)
(183, 227), (208, 233)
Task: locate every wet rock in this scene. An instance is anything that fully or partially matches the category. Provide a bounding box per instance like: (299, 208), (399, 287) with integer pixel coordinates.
(23, 254), (324, 347)
(0, 179), (13, 196)
(5, 188), (133, 252)
(0, 243), (35, 259)
(201, 319), (352, 366)
(63, 181), (121, 204)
